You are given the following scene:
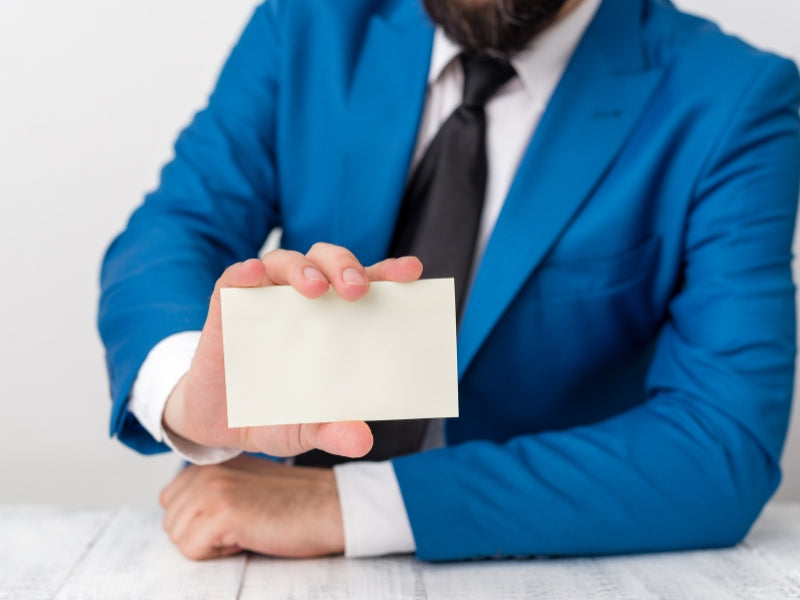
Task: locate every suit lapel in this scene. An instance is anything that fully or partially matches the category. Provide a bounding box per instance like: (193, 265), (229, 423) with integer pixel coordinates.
(458, 0), (664, 376)
(337, 4), (434, 265)
(335, 0), (665, 377)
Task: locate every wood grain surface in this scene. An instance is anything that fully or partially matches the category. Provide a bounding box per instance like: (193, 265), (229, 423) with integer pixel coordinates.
(2, 503), (799, 599)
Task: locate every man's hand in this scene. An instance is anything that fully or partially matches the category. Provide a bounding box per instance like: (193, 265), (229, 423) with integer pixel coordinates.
(162, 242), (423, 458)
(160, 455), (343, 560)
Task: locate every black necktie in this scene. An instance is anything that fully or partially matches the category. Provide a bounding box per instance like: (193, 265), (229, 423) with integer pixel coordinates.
(390, 53), (517, 320)
(295, 54), (516, 468)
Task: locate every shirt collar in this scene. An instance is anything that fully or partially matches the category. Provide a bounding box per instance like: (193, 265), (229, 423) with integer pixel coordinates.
(428, 0), (602, 104)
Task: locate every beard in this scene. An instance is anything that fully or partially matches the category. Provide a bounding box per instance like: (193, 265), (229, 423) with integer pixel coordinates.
(421, 0), (570, 56)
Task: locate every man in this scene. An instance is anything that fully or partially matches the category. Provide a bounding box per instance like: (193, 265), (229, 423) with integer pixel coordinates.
(98, 0), (800, 561)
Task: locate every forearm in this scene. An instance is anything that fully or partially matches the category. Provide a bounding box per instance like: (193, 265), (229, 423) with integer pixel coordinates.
(391, 51), (800, 564)
(394, 391), (785, 561)
(98, 4), (282, 448)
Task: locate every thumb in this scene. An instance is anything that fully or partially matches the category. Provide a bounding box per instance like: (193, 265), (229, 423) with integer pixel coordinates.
(303, 421), (374, 458)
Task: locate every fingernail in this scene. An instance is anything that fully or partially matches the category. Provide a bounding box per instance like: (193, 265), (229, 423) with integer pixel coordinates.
(342, 268), (366, 286)
(303, 266), (326, 282)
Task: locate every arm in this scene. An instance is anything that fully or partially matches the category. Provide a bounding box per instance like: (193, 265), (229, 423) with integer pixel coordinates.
(98, 3), (283, 453)
(393, 57), (800, 561)
(158, 55), (799, 560)
(98, 1), (421, 558)
(98, 3), (415, 459)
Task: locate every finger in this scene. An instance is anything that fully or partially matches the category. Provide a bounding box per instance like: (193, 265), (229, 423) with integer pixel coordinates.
(178, 542), (241, 561)
(201, 258), (272, 341)
(172, 486), (246, 561)
(173, 510), (231, 561)
(306, 421), (374, 458)
(261, 249), (331, 298)
(159, 464), (199, 509)
(364, 256), (423, 282)
(240, 421), (373, 459)
(162, 467), (214, 537)
(196, 254), (327, 383)
(163, 488), (196, 540)
(164, 477), (210, 547)
(218, 257), (270, 289)
(305, 242), (370, 301)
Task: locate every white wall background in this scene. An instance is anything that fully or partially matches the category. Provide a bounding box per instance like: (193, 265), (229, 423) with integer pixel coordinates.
(0, 0), (798, 508)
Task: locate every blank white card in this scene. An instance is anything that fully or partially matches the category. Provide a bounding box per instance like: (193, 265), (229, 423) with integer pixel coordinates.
(221, 279), (459, 427)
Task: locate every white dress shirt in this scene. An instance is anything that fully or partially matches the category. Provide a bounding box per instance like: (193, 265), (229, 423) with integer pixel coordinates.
(129, 0), (600, 557)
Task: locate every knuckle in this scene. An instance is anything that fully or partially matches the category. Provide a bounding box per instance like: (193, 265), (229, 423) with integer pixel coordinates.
(262, 249), (309, 284)
(213, 495), (237, 518)
(260, 248), (279, 261)
(307, 241), (333, 256)
(275, 248), (303, 260)
(181, 542), (206, 561)
(297, 423), (317, 453)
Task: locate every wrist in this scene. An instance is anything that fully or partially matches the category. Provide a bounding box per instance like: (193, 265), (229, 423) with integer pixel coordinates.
(315, 469), (346, 555)
(162, 374), (189, 441)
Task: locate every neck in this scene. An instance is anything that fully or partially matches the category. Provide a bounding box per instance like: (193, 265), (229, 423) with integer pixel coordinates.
(556, 0), (585, 22)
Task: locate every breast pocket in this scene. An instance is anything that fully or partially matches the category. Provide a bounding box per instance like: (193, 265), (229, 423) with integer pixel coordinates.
(532, 235), (661, 301)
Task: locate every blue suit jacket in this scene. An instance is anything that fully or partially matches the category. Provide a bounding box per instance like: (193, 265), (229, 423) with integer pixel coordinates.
(98, 0), (800, 560)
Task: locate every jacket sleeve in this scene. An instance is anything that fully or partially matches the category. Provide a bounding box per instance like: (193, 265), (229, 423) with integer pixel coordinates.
(393, 56), (800, 560)
(97, 2), (282, 454)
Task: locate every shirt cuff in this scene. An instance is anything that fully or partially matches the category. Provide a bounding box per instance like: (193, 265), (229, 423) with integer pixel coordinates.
(333, 460), (416, 557)
(128, 331), (241, 465)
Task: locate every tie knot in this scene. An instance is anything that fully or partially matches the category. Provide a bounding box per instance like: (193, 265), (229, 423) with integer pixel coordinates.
(460, 53), (516, 109)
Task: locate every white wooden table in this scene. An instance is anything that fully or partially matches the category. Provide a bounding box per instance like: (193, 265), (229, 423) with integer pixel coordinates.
(2, 503), (799, 599)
